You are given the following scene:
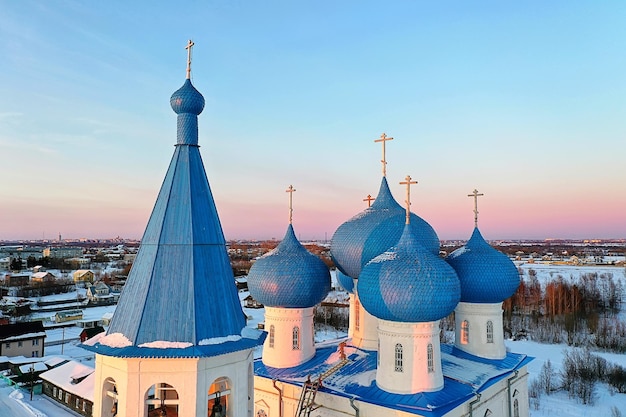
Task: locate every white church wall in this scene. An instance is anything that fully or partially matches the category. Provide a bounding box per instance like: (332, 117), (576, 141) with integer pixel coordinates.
(93, 348), (254, 417)
(352, 290), (378, 350)
(377, 319), (443, 394)
(263, 306), (316, 368)
(454, 302), (507, 359)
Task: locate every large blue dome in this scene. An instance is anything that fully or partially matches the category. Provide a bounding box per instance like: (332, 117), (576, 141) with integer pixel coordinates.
(330, 177), (440, 279)
(446, 228), (520, 303)
(247, 224), (331, 308)
(170, 79), (205, 115)
(358, 224), (460, 323)
(336, 270), (354, 294)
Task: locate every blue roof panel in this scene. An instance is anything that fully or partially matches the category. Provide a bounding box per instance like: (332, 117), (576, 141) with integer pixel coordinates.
(105, 77), (252, 354)
(255, 341), (531, 416)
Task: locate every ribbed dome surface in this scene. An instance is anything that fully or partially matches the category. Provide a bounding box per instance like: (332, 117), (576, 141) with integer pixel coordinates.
(170, 79), (205, 115)
(358, 225), (460, 322)
(336, 270), (354, 294)
(330, 177), (440, 279)
(248, 224), (331, 308)
(446, 227), (520, 303)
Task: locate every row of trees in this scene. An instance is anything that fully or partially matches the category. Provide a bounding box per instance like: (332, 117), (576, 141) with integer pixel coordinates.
(530, 349), (626, 408)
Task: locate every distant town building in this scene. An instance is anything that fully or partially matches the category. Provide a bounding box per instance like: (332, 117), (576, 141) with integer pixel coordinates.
(0, 321), (46, 357)
(31, 271), (56, 284)
(3, 273), (30, 287)
(73, 270), (95, 283)
(86, 281), (119, 305)
(43, 246), (83, 259)
(40, 359), (94, 417)
(55, 310), (83, 323)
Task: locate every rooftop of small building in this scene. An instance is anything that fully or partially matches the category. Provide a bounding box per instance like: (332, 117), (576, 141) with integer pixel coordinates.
(254, 340), (532, 417)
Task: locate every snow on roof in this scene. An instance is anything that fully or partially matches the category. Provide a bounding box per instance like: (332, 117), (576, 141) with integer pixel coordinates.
(44, 356), (70, 368)
(9, 356), (47, 365)
(139, 341), (193, 349)
(19, 362), (48, 373)
(39, 360), (95, 401)
(2, 331), (46, 342)
(255, 341), (531, 417)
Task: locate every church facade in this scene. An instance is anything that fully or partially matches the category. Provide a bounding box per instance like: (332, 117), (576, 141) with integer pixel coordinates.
(82, 42), (530, 417)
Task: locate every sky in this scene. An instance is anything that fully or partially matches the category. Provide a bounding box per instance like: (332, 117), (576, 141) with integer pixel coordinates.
(0, 1), (625, 241)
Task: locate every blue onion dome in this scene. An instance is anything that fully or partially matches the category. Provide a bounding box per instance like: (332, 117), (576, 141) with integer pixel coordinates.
(330, 177), (440, 280)
(336, 270), (354, 294)
(358, 224), (461, 322)
(170, 79), (205, 115)
(446, 227), (520, 303)
(247, 224), (331, 308)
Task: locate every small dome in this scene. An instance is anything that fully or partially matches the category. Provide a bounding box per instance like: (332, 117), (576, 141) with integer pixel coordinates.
(170, 79), (205, 115)
(446, 228), (520, 303)
(330, 177), (440, 279)
(336, 270), (354, 294)
(248, 224), (331, 308)
(358, 225), (460, 323)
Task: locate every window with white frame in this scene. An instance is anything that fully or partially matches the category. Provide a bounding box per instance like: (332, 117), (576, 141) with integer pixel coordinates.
(269, 325), (275, 348)
(395, 343), (403, 372)
(292, 326), (300, 350)
(427, 343), (434, 373)
(486, 320), (494, 343)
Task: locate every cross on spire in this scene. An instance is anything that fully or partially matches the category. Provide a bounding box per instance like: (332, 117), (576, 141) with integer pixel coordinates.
(185, 39), (194, 80)
(374, 133), (394, 177)
(286, 185), (296, 224)
(363, 194), (375, 208)
(399, 175), (418, 225)
(468, 189), (484, 227)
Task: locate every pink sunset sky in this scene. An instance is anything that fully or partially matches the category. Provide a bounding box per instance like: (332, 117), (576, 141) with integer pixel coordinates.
(0, 2), (625, 242)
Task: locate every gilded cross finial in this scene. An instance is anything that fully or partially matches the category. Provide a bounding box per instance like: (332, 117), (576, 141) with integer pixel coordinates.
(185, 39), (194, 80)
(374, 133), (394, 177)
(399, 175), (418, 225)
(363, 194), (375, 208)
(468, 189), (484, 227)
(286, 185), (296, 224)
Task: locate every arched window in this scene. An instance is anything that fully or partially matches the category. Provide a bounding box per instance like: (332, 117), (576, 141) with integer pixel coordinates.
(208, 377), (231, 417)
(145, 382), (179, 416)
(486, 320), (494, 343)
(269, 325), (275, 348)
(461, 320), (470, 344)
(355, 298), (360, 331)
(395, 343), (403, 372)
(427, 343), (434, 373)
(513, 399), (519, 417)
(292, 326), (300, 350)
(101, 377), (117, 417)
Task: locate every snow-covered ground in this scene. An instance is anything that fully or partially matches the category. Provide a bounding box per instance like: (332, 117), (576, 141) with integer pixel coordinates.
(2, 264), (626, 416)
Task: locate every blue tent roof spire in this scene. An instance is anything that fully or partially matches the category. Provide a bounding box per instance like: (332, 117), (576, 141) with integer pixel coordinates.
(90, 42), (254, 358)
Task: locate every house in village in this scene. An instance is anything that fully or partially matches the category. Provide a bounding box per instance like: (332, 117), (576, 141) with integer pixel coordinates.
(31, 271), (56, 284)
(86, 281), (119, 305)
(0, 321), (46, 358)
(4, 273), (30, 287)
(73, 270), (94, 284)
(55, 310), (83, 323)
(40, 360), (95, 417)
(80, 326), (105, 343)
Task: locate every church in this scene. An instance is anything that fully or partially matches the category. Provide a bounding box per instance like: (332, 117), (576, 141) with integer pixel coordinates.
(82, 42), (531, 417)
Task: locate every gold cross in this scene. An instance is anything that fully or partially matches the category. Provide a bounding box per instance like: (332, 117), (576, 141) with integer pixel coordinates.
(363, 194), (375, 208)
(185, 39), (194, 80)
(399, 175), (418, 225)
(374, 133), (393, 177)
(286, 185), (296, 224)
(468, 189), (484, 227)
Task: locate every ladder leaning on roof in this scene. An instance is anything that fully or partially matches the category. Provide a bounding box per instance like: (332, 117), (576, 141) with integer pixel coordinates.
(294, 357), (350, 417)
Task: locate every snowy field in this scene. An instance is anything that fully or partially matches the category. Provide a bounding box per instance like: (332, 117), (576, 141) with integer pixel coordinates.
(2, 264), (626, 416)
